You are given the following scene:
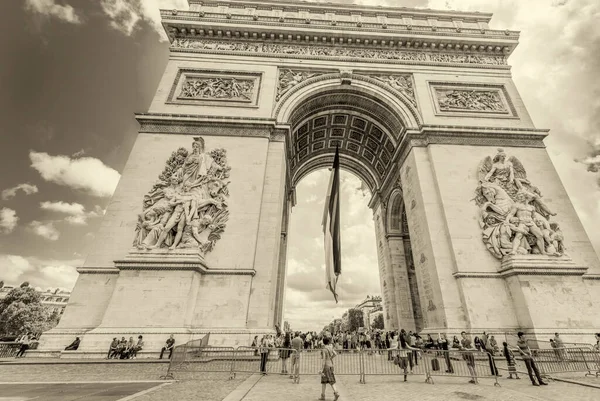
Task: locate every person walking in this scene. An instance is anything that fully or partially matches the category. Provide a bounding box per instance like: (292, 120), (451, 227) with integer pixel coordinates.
(516, 332), (548, 386)
(319, 337), (340, 401)
(503, 342), (520, 380)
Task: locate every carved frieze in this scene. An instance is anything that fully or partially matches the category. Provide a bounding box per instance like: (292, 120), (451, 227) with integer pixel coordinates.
(171, 39), (507, 66)
(169, 69), (261, 106)
(276, 69), (325, 101)
(473, 149), (565, 260)
(436, 89), (506, 112)
(180, 76), (255, 102)
(370, 74), (416, 107)
(132, 137), (231, 262)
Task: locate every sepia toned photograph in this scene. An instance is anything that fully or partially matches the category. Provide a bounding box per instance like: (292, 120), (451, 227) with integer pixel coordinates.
(1, 1), (599, 400)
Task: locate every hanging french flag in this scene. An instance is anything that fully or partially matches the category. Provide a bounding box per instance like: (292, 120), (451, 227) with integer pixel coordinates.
(322, 147), (341, 303)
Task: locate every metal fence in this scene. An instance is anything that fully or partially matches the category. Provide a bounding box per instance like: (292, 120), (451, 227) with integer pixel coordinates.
(162, 345), (507, 386)
(0, 342), (20, 358)
(531, 347), (600, 379)
(421, 349), (501, 386)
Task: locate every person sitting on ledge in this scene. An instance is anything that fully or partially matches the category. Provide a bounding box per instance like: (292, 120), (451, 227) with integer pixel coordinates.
(160, 335), (175, 359)
(129, 335), (144, 359)
(64, 337), (80, 351)
(107, 337), (118, 359)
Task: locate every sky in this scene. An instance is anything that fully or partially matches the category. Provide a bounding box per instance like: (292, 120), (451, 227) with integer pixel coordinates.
(1, 0), (599, 330)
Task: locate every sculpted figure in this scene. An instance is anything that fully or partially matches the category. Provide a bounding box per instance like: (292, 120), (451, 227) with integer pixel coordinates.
(133, 137), (231, 258)
(505, 191), (547, 256)
(549, 222), (565, 255)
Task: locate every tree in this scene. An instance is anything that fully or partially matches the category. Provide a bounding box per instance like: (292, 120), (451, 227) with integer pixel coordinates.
(371, 314), (384, 330)
(0, 287), (51, 335)
(0, 280), (4, 288)
(20, 281), (30, 288)
(347, 308), (364, 333)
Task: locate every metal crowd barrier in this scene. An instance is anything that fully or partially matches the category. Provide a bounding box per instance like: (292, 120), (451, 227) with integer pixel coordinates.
(161, 345), (506, 386)
(295, 349), (363, 383)
(531, 347), (600, 379)
(161, 345), (236, 379)
(0, 342), (20, 358)
(421, 349), (501, 386)
(361, 349), (427, 383)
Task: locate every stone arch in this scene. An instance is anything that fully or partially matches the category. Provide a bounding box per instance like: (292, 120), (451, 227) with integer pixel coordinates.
(275, 73), (422, 130)
(387, 189), (404, 234)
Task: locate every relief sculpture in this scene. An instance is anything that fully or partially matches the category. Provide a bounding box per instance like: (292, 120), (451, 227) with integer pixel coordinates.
(171, 39), (507, 66)
(276, 69), (321, 101)
(436, 89), (506, 112)
(180, 77), (254, 101)
(133, 137), (230, 260)
(371, 75), (416, 107)
(473, 149), (565, 259)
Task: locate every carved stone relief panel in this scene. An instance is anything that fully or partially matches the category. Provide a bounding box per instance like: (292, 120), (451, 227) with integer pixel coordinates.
(369, 74), (417, 107)
(171, 39), (507, 67)
(430, 83), (516, 117)
(276, 69), (329, 101)
(473, 148), (565, 260)
(168, 69), (262, 107)
(132, 137), (231, 263)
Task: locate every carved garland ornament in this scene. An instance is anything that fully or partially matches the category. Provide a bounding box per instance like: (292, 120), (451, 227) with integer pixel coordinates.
(276, 69), (323, 101)
(473, 149), (565, 260)
(436, 89), (506, 112)
(133, 137), (231, 260)
(180, 76), (255, 101)
(172, 39), (507, 66)
(370, 74), (416, 107)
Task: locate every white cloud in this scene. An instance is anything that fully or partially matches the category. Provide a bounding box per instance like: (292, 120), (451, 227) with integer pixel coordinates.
(40, 201), (85, 215)
(28, 221), (60, 241)
(40, 201), (102, 225)
(285, 170), (380, 331)
(0, 208), (19, 234)
(100, 0), (188, 41)
(25, 0), (82, 24)
(30, 151), (120, 197)
(1, 183), (39, 200)
(0, 255), (81, 290)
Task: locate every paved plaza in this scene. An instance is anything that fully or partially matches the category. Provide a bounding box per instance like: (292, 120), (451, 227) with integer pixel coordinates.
(1, 358), (598, 401)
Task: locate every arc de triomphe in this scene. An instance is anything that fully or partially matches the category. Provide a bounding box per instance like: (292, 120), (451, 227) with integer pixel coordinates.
(39, 0), (600, 355)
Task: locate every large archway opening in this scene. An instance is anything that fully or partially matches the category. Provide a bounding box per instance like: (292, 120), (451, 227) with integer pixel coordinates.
(276, 81), (423, 333)
(283, 169), (380, 332)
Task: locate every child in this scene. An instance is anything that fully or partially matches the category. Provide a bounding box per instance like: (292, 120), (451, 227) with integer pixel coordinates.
(503, 342), (520, 379)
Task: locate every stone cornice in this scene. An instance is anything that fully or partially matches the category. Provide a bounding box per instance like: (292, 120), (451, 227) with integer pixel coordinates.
(452, 255), (590, 279)
(188, 0), (495, 23)
(114, 260), (256, 276)
(163, 2), (519, 59)
(77, 268), (120, 275)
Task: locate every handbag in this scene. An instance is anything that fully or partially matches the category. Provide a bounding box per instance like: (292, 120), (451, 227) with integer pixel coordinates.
(393, 354), (400, 366)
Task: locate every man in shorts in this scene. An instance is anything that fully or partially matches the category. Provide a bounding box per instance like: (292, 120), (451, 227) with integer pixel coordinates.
(290, 332), (303, 380)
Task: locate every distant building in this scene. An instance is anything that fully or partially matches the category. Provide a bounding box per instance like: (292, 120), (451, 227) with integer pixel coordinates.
(0, 285), (71, 315)
(355, 295), (382, 329)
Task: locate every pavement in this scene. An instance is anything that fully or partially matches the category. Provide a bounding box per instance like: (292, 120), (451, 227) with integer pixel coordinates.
(0, 382), (167, 401)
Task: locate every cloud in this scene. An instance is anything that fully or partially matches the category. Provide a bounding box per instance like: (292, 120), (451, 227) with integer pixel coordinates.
(285, 170), (380, 331)
(100, 0), (188, 41)
(0, 255), (81, 290)
(30, 151), (120, 197)
(40, 201), (102, 225)
(24, 0), (82, 24)
(28, 221), (60, 241)
(1, 183), (39, 200)
(0, 208), (19, 234)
